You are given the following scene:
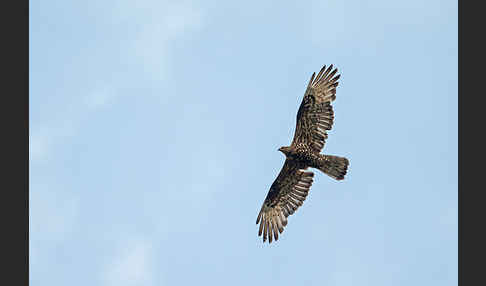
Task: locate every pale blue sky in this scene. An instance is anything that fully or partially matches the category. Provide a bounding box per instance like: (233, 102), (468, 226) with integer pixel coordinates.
(30, 0), (457, 285)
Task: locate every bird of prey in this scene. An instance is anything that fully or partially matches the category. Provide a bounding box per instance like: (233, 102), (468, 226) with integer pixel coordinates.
(256, 64), (349, 243)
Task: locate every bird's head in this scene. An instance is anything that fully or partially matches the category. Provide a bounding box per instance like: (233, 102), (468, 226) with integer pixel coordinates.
(278, 146), (291, 156)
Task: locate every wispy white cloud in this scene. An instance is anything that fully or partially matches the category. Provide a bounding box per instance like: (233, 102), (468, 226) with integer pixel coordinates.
(30, 1), (205, 164)
(29, 129), (51, 163)
(440, 202), (458, 229)
(129, 1), (204, 79)
(30, 84), (122, 165)
(29, 121), (76, 164)
(30, 184), (80, 242)
(102, 238), (155, 286)
(85, 86), (119, 109)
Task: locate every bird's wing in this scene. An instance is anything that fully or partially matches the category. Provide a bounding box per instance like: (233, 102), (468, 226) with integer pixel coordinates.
(256, 159), (315, 243)
(290, 65), (340, 153)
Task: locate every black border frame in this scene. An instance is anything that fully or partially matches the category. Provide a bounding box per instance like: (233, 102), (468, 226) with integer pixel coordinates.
(2, 0), (29, 284)
(2, 0), (468, 285)
(459, 0), (483, 285)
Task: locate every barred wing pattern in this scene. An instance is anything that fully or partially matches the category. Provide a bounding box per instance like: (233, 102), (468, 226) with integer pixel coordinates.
(291, 65), (340, 153)
(256, 159), (314, 243)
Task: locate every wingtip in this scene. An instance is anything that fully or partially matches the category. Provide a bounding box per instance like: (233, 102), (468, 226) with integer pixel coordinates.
(315, 65), (327, 83)
(307, 72), (316, 89)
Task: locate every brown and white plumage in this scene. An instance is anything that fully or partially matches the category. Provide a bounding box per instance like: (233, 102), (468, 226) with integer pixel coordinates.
(292, 64), (340, 153)
(256, 65), (349, 244)
(256, 160), (314, 243)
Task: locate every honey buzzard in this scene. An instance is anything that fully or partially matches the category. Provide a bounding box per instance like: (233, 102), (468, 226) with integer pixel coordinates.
(256, 65), (349, 243)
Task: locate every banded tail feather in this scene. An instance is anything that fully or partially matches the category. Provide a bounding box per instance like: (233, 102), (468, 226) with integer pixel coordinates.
(318, 155), (349, 180)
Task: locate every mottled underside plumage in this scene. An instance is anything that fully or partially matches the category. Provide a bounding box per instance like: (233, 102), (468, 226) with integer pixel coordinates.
(256, 64), (348, 243)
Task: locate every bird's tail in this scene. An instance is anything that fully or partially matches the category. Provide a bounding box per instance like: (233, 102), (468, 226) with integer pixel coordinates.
(318, 155), (349, 180)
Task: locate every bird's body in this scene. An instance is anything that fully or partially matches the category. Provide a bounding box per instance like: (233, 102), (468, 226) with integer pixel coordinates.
(256, 64), (350, 243)
(279, 143), (326, 169)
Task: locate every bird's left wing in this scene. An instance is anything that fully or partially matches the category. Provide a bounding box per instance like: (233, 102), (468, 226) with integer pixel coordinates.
(256, 159), (315, 243)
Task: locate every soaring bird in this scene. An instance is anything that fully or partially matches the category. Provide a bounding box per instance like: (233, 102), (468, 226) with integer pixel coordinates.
(256, 65), (349, 243)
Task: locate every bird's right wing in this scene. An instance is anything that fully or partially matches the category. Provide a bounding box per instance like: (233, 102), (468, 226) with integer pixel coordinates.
(291, 65), (341, 153)
(256, 159), (315, 243)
